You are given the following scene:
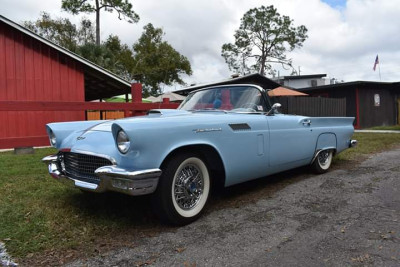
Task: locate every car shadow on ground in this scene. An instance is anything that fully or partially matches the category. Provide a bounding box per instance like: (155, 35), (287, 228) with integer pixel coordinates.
(209, 166), (314, 211)
(64, 191), (161, 226)
(60, 165), (316, 228)
(24, 164), (350, 266)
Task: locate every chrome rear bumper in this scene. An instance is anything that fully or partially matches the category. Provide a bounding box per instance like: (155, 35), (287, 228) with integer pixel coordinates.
(349, 139), (358, 148)
(42, 155), (161, 196)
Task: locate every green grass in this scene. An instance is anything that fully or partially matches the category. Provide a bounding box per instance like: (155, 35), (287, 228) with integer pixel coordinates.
(0, 148), (160, 261)
(334, 132), (400, 162)
(368, 125), (400, 131)
(1, 132), (400, 261)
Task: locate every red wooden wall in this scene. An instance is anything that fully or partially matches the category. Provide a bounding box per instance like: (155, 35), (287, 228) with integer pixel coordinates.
(0, 21), (85, 148)
(0, 21), (180, 149)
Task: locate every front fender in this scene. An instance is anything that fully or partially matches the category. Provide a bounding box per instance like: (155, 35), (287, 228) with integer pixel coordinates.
(111, 121), (227, 172)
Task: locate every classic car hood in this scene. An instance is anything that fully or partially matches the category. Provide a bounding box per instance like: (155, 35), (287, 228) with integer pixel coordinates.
(147, 109), (190, 117)
(87, 121), (114, 132)
(84, 110), (190, 133)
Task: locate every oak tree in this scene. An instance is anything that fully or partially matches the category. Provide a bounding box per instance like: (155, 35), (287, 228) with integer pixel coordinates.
(24, 16), (192, 96)
(132, 23), (192, 96)
(24, 12), (95, 52)
(221, 5), (308, 76)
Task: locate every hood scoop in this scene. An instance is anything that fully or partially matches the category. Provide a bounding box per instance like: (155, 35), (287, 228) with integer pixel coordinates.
(147, 109), (190, 117)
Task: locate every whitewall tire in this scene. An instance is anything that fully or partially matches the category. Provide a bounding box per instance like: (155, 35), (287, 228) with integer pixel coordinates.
(312, 150), (333, 174)
(152, 152), (211, 225)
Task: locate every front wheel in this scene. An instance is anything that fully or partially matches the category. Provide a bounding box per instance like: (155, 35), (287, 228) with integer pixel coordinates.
(312, 150), (333, 174)
(152, 152), (211, 225)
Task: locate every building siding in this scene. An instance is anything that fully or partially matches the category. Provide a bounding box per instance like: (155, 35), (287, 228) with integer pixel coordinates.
(358, 87), (395, 128)
(0, 22), (85, 141)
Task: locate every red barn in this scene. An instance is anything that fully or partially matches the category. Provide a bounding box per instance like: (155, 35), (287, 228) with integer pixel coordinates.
(0, 15), (177, 149)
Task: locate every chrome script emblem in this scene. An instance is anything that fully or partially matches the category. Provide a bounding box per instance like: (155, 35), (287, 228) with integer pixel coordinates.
(193, 128), (222, 133)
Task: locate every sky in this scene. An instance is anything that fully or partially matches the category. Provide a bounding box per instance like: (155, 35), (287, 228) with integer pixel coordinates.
(1, 0), (400, 91)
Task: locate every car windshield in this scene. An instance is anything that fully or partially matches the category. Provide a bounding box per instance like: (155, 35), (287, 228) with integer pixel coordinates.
(179, 86), (268, 113)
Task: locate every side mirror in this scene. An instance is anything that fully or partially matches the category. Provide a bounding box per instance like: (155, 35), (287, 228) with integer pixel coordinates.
(266, 103), (281, 116)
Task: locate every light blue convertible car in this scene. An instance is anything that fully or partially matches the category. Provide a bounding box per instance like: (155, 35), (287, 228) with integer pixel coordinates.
(43, 84), (357, 225)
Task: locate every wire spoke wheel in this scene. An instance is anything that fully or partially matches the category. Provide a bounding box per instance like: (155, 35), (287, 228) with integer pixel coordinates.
(173, 164), (204, 210)
(318, 151), (331, 167)
(312, 149), (333, 174)
(152, 153), (211, 226)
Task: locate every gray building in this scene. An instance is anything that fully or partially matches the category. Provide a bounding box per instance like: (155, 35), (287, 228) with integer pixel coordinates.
(272, 74), (343, 89)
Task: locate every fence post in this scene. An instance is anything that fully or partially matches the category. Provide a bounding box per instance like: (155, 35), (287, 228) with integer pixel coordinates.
(129, 83), (143, 117)
(131, 83), (142, 104)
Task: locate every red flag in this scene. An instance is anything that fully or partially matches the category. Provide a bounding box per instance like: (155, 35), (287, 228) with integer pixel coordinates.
(373, 55), (379, 71)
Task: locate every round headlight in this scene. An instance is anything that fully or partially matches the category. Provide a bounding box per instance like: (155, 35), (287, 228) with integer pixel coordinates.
(117, 130), (130, 154)
(49, 130), (56, 147)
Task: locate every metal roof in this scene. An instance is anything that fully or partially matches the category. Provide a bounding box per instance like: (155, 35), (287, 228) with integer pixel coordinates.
(280, 74), (327, 80)
(0, 15), (131, 101)
(297, 80), (398, 92)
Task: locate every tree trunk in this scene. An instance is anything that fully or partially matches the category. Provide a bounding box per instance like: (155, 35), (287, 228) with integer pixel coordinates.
(259, 57), (266, 76)
(95, 0), (100, 46)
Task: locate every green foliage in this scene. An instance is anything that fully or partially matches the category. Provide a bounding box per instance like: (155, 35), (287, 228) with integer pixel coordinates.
(77, 35), (134, 81)
(221, 5), (308, 76)
(132, 23), (192, 96)
(23, 12), (95, 52)
(24, 15), (191, 97)
(61, 0), (139, 45)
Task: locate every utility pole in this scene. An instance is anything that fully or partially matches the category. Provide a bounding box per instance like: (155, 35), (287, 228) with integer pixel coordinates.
(298, 66), (301, 75)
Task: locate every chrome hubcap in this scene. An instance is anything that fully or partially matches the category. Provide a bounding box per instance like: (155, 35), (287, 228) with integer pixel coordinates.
(174, 164), (203, 210)
(318, 151), (330, 166)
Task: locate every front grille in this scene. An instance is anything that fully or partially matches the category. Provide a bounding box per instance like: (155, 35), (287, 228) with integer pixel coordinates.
(60, 152), (113, 184)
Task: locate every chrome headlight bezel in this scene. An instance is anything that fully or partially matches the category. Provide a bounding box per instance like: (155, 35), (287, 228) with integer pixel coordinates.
(49, 130), (57, 147)
(116, 130), (130, 154)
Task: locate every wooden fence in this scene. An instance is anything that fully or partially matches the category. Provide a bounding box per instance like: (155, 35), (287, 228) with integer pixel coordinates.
(86, 110), (125, 120)
(0, 101), (179, 149)
(275, 96), (346, 117)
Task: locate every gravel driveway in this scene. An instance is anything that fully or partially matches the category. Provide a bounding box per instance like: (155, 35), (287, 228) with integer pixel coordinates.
(67, 148), (400, 266)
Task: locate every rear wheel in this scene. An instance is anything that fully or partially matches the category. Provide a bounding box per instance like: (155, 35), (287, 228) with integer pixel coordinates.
(312, 150), (333, 174)
(152, 152), (210, 225)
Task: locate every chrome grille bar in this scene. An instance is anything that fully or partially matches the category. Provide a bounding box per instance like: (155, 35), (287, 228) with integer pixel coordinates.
(61, 152), (113, 185)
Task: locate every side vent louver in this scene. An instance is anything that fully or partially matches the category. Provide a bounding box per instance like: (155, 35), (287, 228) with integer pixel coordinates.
(229, 123), (251, 131)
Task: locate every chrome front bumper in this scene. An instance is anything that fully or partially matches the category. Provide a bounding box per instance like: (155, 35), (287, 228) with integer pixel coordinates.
(42, 155), (161, 196)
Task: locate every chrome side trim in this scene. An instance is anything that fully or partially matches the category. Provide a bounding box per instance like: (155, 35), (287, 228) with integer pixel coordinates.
(193, 128), (222, 133)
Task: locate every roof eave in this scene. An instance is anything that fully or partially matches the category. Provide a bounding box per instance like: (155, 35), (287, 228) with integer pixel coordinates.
(0, 15), (131, 88)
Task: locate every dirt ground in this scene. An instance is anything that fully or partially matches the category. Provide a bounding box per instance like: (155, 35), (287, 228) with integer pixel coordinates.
(29, 147), (400, 266)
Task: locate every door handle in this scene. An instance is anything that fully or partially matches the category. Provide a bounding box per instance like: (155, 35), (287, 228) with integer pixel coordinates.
(302, 119), (312, 126)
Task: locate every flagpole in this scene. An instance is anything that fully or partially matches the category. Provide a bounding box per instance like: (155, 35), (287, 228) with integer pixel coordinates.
(378, 61), (381, 81)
